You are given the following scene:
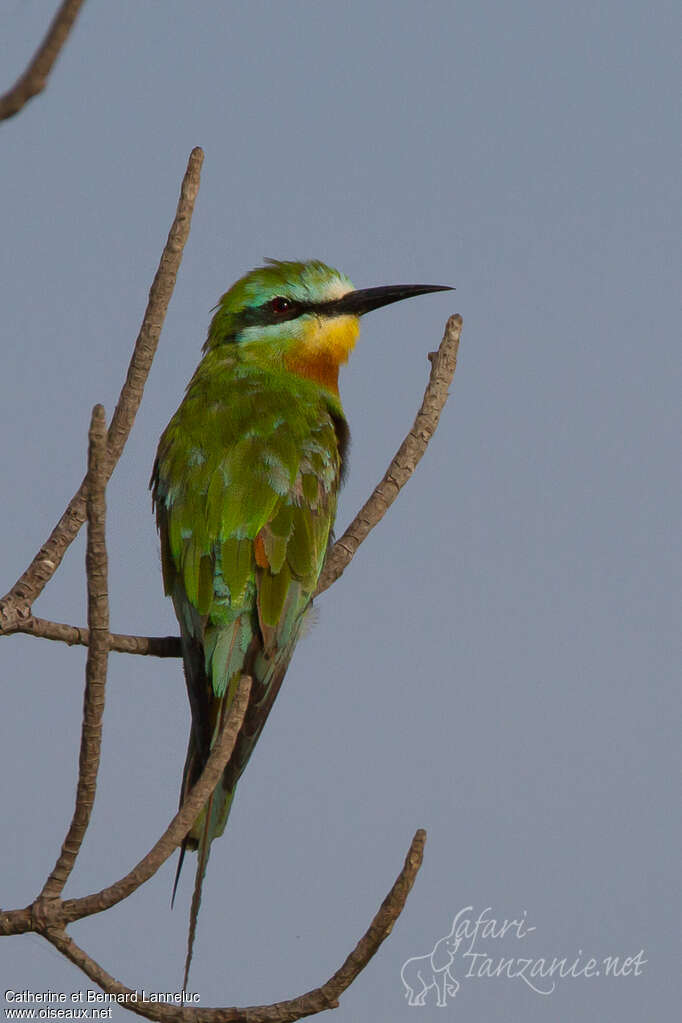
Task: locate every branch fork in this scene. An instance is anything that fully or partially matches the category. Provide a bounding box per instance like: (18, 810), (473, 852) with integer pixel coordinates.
(1, 143), (462, 1019)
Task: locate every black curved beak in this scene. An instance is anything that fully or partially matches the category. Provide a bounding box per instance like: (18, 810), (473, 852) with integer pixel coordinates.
(326, 283), (453, 318)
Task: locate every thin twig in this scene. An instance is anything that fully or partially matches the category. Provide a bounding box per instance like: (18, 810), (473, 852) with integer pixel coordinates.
(0, 0), (86, 121)
(40, 405), (110, 901)
(280, 827), (427, 1021)
(1, 677), (252, 936)
(0, 147), (203, 637)
(317, 313), (462, 596)
(13, 616), (181, 657)
(44, 829), (426, 1023)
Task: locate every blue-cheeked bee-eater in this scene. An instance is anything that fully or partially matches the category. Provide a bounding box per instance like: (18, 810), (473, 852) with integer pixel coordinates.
(151, 259), (451, 982)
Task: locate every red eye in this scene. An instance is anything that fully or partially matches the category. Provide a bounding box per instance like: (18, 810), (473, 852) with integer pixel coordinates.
(270, 296), (292, 314)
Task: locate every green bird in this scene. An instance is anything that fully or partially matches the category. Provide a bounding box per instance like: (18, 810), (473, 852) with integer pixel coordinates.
(151, 259), (450, 983)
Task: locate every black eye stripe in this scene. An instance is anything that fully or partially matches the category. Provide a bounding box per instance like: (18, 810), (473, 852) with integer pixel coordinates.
(229, 295), (345, 341)
(237, 298), (305, 330)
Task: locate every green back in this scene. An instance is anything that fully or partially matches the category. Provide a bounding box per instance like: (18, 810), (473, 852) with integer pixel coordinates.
(152, 346), (346, 836)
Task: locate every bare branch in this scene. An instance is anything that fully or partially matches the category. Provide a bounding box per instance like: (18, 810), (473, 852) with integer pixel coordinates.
(44, 829), (426, 1023)
(1, 677), (252, 936)
(13, 616), (181, 658)
(34, 929), (151, 1014)
(0, 9), (451, 1003)
(280, 827), (427, 1020)
(40, 405), (110, 901)
(0, 147), (204, 637)
(316, 313), (462, 597)
(0, 0), (87, 121)
(105, 147), (203, 467)
(59, 675), (252, 924)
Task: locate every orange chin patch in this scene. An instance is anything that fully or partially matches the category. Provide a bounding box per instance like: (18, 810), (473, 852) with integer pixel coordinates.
(284, 315), (360, 393)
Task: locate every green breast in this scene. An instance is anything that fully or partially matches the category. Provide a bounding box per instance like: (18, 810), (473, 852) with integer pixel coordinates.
(152, 350), (347, 686)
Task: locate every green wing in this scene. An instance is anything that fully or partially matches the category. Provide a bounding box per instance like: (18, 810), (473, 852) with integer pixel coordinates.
(152, 356), (344, 839)
(152, 352), (347, 990)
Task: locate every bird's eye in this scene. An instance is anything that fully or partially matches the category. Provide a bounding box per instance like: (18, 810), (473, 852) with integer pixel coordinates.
(270, 296), (293, 314)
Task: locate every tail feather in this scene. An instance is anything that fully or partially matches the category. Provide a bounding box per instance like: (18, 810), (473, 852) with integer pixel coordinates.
(180, 685), (236, 989)
(174, 614), (302, 987)
(182, 787), (214, 991)
(171, 839), (188, 910)
(171, 722), (201, 906)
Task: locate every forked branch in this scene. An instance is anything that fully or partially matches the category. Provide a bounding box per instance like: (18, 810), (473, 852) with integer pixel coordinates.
(1, 148), (459, 1018)
(3, 673), (253, 938)
(47, 829), (426, 1023)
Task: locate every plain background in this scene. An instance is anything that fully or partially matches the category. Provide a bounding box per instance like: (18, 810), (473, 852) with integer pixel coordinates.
(1, 2), (679, 1020)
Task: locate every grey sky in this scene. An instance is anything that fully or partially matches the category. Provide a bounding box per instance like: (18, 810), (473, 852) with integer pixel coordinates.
(1, 1), (679, 1020)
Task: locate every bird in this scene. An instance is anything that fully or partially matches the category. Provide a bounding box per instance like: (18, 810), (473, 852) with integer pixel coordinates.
(151, 259), (451, 985)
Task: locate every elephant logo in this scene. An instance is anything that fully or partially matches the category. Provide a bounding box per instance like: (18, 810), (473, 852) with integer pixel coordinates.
(401, 919), (462, 1007)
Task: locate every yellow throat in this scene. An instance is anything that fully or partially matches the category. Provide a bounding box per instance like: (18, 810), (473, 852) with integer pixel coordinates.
(283, 314), (360, 393)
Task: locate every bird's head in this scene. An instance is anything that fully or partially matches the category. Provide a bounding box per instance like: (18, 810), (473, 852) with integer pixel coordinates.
(205, 259), (451, 393)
